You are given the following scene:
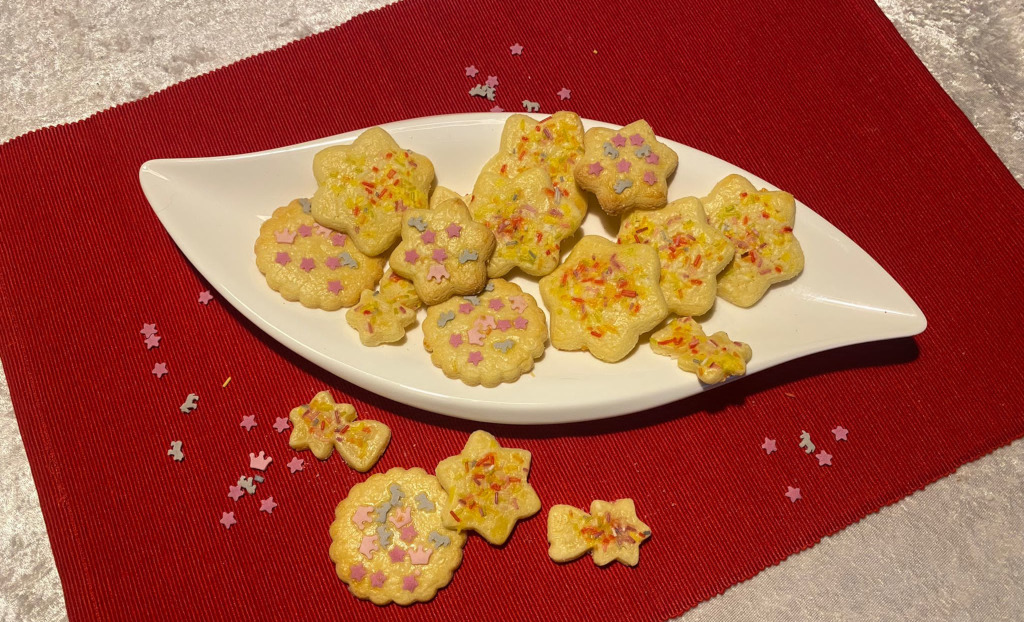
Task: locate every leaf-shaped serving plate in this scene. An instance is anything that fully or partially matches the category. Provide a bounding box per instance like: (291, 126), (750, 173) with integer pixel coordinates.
(139, 113), (925, 425)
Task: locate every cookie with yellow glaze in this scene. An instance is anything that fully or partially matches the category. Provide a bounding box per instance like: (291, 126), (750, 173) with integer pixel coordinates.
(435, 430), (542, 546)
(573, 119), (679, 216)
(311, 127), (435, 256)
(547, 499), (652, 567)
(650, 317), (752, 384)
(288, 391), (390, 472)
(254, 199), (386, 310)
(618, 197), (734, 316)
(422, 279), (547, 387)
(701, 174), (804, 307)
(346, 271), (422, 346)
(388, 198), (496, 306)
(539, 235), (668, 363)
(329, 467), (466, 606)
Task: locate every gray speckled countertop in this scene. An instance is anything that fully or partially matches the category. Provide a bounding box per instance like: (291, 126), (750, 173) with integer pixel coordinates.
(1, 1), (1021, 620)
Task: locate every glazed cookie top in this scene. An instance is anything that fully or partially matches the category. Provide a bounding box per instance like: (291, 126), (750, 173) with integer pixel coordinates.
(329, 468), (466, 606)
(539, 235), (669, 363)
(311, 127), (435, 256)
(573, 119), (679, 216)
(701, 174), (804, 307)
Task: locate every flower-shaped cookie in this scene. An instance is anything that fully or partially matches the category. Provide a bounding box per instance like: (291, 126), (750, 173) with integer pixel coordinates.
(618, 197), (734, 316)
(650, 317), (752, 384)
(547, 498), (652, 567)
(435, 430), (542, 545)
(288, 391), (390, 472)
(539, 235), (669, 363)
(329, 468), (467, 606)
(469, 168), (577, 277)
(573, 119), (679, 216)
(480, 111), (588, 227)
(346, 271), (422, 346)
(311, 127), (435, 256)
(422, 279), (548, 387)
(388, 198), (496, 306)
(701, 174), (804, 307)
(254, 199), (386, 310)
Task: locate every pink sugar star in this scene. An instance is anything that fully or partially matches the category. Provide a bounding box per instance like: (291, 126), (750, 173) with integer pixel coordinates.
(420, 230), (436, 244)
(617, 159), (631, 173)
(489, 298), (504, 311)
(611, 134), (627, 147)
(445, 222), (462, 238)
(140, 323), (157, 337)
(404, 249), (420, 263)
(389, 547), (406, 563)
(297, 224), (312, 237)
(300, 257), (315, 272)
(588, 162), (604, 175)
(350, 564), (366, 581)
(629, 133), (645, 146)
(513, 316), (528, 330)
(219, 512), (236, 529)
(643, 171), (658, 185)
(785, 486), (802, 503)
(240, 415), (257, 431)
(762, 438), (777, 454)
(228, 485), (244, 501)
(275, 251), (291, 266)
(510, 43), (524, 55)
(273, 417), (290, 433)
(449, 334), (463, 347)
(832, 425), (849, 441)
(468, 351), (483, 366)
(816, 450), (833, 467)
(465, 65), (479, 78)
(427, 264), (449, 282)
(646, 152), (660, 165)
(287, 457), (304, 473)
(400, 524), (418, 543)
(403, 574), (419, 591)
(432, 248), (447, 262)
(459, 302), (474, 314)
(260, 497), (278, 514)
(497, 319), (512, 331)
(275, 229), (296, 244)
(145, 334), (161, 349)
(330, 233), (347, 247)
(151, 362), (168, 379)
(490, 105), (504, 113)
(198, 290), (213, 305)
(557, 87), (571, 100)
(326, 280), (342, 294)
(370, 572), (386, 588)
(313, 224), (331, 237)
(485, 75), (499, 88)
(324, 256), (341, 269)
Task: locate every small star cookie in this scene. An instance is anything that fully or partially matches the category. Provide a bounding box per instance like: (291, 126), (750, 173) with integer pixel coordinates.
(573, 119), (679, 216)
(539, 235), (669, 363)
(329, 468), (466, 605)
(701, 174), (804, 307)
(388, 198), (496, 306)
(254, 199), (386, 309)
(547, 498), (652, 567)
(288, 391), (390, 472)
(618, 197), (734, 316)
(650, 317), (752, 384)
(311, 127), (435, 256)
(435, 431), (542, 545)
(346, 271), (422, 346)
(422, 279), (548, 387)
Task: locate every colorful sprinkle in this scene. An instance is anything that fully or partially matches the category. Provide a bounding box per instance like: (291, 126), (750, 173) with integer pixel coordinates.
(330, 233), (347, 246)
(370, 572), (386, 588)
(459, 302), (474, 314)
(259, 497), (277, 514)
(421, 230), (436, 244)
(816, 450), (833, 466)
(557, 87), (571, 100)
(465, 65), (479, 78)
(339, 252), (358, 268)
(494, 340), (514, 353)
(167, 440), (184, 462)
(510, 43), (524, 55)
(432, 248), (448, 262)
(327, 280), (343, 294)
(761, 438), (777, 454)
(513, 316), (528, 329)
(297, 198), (311, 213)
(437, 310), (456, 327)
(240, 415), (257, 431)
(588, 162), (604, 175)
(140, 323), (157, 337)
(629, 133), (645, 146)
(446, 222), (463, 238)
(350, 564), (366, 581)
(389, 547), (406, 563)
(274, 252), (291, 266)
(646, 152), (660, 165)
(459, 250), (478, 264)
(404, 249), (420, 263)
(219, 512), (236, 529)
(449, 334), (463, 347)
(634, 144), (651, 158)
(613, 179), (633, 194)
(145, 334), (161, 349)
(488, 298), (505, 311)
(643, 171), (657, 185)
(603, 142), (619, 159)
(274, 230), (295, 244)
(617, 159), (631, 173)
(785, 486), (802, 503)
(468, 351), (484, 365)
(611, 134), (627, 148)
(428, 531), (451, 548)
(403, 575), (419, 591)
(300, 257), (315, 272)
(297, 224), (313, 237)
(485, 75), (499, 88)
(287, 457), (305, 473)
(832, 425), (849, 441)
(408, 217), (428, 232)
(151, 362), (168, 379)
(427, 264), (449, 282)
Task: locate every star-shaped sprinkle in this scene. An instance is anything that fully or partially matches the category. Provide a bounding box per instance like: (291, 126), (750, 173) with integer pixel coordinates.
(465, 65), (479, 77)
(151, 362), (168, 379)
(610, 134), (627, 148)
(449, 334), (463, 347)
(197, 290), (213, 305)
(287, 457), (304, 473)
(240, 415), (257, 431)
(485, 75), (499, 88)
(273, 417), (290, 433)
(327, 280), (342, 295)
(816, 450), (833, 467)
(297, 224), (312, 237)
(557, 87), (571, 100)
(404, 249), (420, 263)
(300, 257), (315, 272)
(762, 438), (777, 454)
(420, 230), (436, 244)
(513, 316), (528, 330)
(643, 170), (657, 185)
(510, 43), (524, 55)
(274, 251), (290, 266)
(330, 233), (347, 246)
(588, 162), (604, 175)
(629, 133), (645, 146)
(350, 564), (366, 581)
(432, 248), (447, 262)
(389, 547), (406, 563)
(140, 323), (157, 337)
(617, 159), (631, 173)
(785, 486), (802, 503)
(359, 535), (379, 559)
(144, 334), (161, 349)
(832, 425), (849, 441)
(260, 497), (278, 514)
(490, 105), (504, 113)
(403, 575), (418, 591)
(228, 485), (244, 502)
(488, 298), (504, 311)
(468, 351), (483, 366)
(370, 572), (386, 588)
(400, 524), (418, 543)
(445, 222), (462, 238)
(219, 512), (236, 529)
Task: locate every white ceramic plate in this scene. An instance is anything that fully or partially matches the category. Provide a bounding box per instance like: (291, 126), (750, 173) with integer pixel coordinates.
(139, 113), (925, 425)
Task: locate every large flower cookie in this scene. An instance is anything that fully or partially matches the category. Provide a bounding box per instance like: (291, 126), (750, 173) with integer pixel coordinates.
(329, 468), (466, 606)
(469, 168), (577, 277)
(539, 235), (668, 363)
(254, 199), (385, 310)
(346, 270), (422, 346)
(311, 127), (435, 256)
(435, 430), (542, 545)
(547, 498), (652, 567)
(422, 279), (547, 387)
(573, 119), (679, 216)
(618, 197), (734, 316)
(288, 391), (390, 472)
(388, 198), (496, 306)
(701, 174), (804, 307)
(650, 317), (752, 384)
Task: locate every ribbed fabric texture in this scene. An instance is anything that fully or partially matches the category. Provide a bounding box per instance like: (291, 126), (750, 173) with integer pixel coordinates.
(1, 0), (1022, 620)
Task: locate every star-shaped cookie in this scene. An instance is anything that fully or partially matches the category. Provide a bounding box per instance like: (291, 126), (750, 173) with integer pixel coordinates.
(288, 391), (391, 472)
(650, 317), (752, 384)
(311, 127), (435, 256)
(435, 431), (541, 545)
(547, 498), (652, 567)
(573, 119), (679, 215)
(701, 174), (804, 307)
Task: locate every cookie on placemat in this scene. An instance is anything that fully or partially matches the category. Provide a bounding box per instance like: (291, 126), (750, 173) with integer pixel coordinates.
(469, 167), (579, 277)
(288, 391), (390, 471)
(435, 430), (542, 546)
(547, 498), (652, 567)
(539, 235), (668, 363)
(254, 199), (385, 310)
(573, 119), (679, 216)
(422, 279), (547, 387)
(329, 467), (466, 606)
(311, 127), (435, 256)
(701, 174), (804, 307)
(650, 316), (752, 384)
(388, 198), (496, 306)
(618, 197), (734, 316)
(346, 271), (422, 346)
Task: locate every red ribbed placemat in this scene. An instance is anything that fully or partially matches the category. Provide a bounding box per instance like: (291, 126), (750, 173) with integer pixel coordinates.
(2, 0), (1023, 620)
